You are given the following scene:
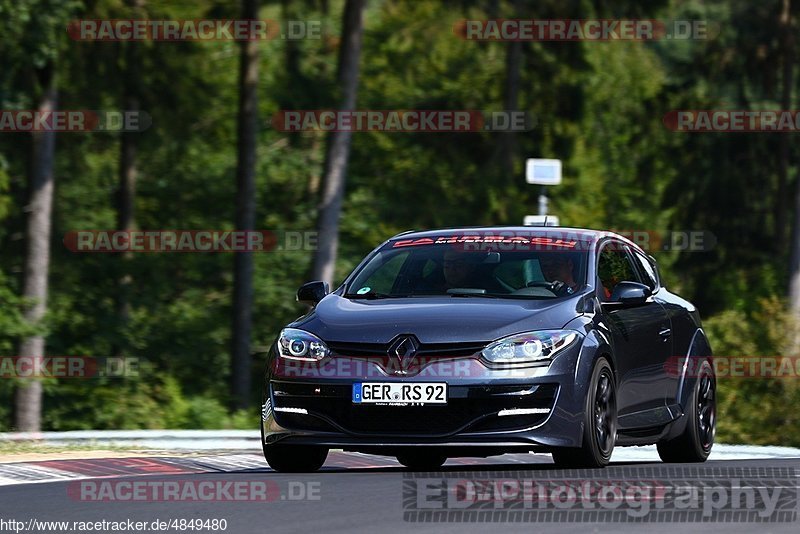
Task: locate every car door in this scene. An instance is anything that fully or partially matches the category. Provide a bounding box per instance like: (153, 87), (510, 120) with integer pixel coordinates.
(629, 249), (681, 410)
(596, 241), (673, 429)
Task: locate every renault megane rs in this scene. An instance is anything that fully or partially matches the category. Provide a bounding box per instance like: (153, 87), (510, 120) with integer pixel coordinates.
(261, 227), (715, 471)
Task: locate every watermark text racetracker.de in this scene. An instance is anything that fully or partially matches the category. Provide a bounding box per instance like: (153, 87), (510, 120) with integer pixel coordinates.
(454, 19), (718, 41)
(403, 467), (799, 522)
(667, 355), (800, 379)
(664, 110), (800, 132)
(0, 110), (150, 132)
(385, 230), (715, 253)
(611, 230), (715, 252)
(0, 356), (138, 379)
(273, 356), (535, 380)
(63, 230), (318, 253)
(67, 479), (320, 502)
(271, 110), (534, 132)
(68, 19), (321, 41)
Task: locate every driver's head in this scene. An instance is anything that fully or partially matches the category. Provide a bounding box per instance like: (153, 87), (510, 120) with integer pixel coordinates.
(443, 249), (480, 287)
(540, 254), (575, 286)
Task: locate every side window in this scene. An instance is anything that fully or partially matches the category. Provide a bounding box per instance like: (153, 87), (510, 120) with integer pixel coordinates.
(633, 251), (658, 291)
(597, 243), (639, 300)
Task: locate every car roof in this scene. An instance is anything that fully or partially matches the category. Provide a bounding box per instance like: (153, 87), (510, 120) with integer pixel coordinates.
(388, 226), (647, 255)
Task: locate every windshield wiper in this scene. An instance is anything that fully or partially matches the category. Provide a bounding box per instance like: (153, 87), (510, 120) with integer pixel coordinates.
(446, 289), (556, 299)
(345, 291), (408, 299)
(446, 289), (499, 298)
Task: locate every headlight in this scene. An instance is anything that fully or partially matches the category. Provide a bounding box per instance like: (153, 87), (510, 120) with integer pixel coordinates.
(481, 330), (579, 366)
(278, 328), (330, 361)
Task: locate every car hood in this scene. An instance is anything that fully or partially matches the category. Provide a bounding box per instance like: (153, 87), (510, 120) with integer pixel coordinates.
(290, 294), (581, 344)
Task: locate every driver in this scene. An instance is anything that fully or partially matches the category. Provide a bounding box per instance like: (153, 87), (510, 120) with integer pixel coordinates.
(442, 249), (482, 288)
(539, 254), (578, 295)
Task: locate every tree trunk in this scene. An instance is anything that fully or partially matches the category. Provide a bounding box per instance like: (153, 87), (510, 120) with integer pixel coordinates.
(283, 0), (301, 88)
(311, 0), (366, 287)
(14, 66), (57, 432)
(787, 0), (800, 322)
(231, 0), (260, 410)
(117, 100), (138, 247)
(777, 0), (793, 246)
(115, 31), (141, 356)
(116, 95), (137, 309)
(499, 3), (522, 180)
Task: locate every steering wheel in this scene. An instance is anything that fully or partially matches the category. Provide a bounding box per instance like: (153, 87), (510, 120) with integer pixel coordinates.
(527, 280), (572, 295)
(526, 281), (554, 289)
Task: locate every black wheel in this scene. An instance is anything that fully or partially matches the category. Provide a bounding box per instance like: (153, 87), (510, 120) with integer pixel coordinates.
(657, 361), (715, 463)
(396, 452), (447, 471)
(552, 357), (616, 468)
(262, 443), (328, 473)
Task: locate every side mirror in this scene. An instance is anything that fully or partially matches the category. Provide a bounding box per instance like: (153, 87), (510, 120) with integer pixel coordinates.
(608, 281), (651, 305)
(297, 281), (329, 306)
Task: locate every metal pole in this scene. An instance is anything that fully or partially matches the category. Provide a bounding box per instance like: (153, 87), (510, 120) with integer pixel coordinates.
(538, 185), (548, 216)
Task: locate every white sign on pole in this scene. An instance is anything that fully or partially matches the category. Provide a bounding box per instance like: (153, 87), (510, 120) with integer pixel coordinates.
(523, 215), (560, 227)
(525, 158), (562, 185)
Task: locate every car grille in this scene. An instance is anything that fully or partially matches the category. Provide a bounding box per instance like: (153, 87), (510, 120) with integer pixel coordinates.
(271, 382), (559, 436)
(326, 340), (487, 358)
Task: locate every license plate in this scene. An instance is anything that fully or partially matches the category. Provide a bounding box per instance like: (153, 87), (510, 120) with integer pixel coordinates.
(352, 382), (447, 405)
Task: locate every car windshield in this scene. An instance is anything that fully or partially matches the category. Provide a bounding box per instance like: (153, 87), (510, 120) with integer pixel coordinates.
(346, 237), (589, 299)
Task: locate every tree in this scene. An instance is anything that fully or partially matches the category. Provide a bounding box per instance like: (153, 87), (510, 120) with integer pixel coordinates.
(231, 0), (260, 410)
(311, 0), (367, 287)
(15, 65), (57, 432)
(2, 0), (79, 432)
(115, 0), (146, 358)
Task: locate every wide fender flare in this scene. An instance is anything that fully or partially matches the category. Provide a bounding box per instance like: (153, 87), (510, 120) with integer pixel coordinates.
(571, 328), (615, 407)
(674, 328), (713, 410)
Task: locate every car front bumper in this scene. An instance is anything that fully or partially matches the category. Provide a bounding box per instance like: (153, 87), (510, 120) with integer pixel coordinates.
(261, 342), (587, 452)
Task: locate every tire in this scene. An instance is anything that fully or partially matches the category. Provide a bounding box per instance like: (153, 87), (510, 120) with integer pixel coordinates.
(262, 443), (328, 473)
(657, 360), (715, 463)
(552, 357), (616, 468)
(396, 451), (447, 471)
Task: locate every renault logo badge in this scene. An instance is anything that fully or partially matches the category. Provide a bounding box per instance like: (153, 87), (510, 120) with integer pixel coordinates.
(388, 335), (419, 373)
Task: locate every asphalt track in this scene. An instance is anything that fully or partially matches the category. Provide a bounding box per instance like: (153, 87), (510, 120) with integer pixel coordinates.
(0, 448), (798, 534)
